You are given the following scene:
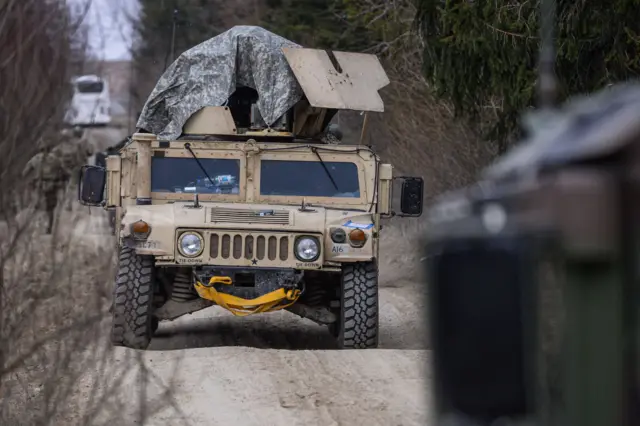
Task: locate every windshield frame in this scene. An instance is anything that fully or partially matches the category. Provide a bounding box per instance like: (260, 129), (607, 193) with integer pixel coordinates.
(75, 80), (105, 94)
(254, 152), (369, 207)
(150, 148), (246, 202)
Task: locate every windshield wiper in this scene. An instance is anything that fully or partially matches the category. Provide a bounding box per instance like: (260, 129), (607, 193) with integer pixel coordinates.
(184, 143), (215, 187)
(310, 147), (339, 192)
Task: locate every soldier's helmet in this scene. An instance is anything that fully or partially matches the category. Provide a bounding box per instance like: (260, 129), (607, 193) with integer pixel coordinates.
(72, 126), (84, 138)
(36, 136), (51, 152)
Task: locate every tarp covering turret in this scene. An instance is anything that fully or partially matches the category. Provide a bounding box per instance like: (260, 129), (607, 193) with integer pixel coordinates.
(136, 26), (304, 141)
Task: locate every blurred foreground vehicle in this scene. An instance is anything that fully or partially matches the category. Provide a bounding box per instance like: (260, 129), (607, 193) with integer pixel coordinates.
(64, 74), (111, 127)
(423, 83), (640, 426)
(77, 26), (424, 350)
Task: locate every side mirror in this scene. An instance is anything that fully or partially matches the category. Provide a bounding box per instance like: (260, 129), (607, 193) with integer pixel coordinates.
(78, 165), (106, 206)
(399, 177), (424, 216)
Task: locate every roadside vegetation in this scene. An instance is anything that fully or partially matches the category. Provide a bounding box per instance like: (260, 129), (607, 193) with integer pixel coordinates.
(0, 1), (176, 424)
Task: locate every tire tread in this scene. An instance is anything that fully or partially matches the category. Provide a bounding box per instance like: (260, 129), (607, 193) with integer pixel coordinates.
(111, 246), (155, 349)
(338, 261), (379, 349)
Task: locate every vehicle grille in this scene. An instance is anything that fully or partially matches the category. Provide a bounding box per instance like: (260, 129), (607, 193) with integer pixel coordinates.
(209, 207), (291, 225)
(210, 232), (290, 261)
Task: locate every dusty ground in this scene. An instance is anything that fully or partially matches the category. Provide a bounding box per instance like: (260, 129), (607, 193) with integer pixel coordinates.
(4, 121), (431, 426)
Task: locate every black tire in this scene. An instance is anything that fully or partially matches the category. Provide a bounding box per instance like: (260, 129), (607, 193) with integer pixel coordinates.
(336, 261), (379, 349)
(111, 246), (156, 349)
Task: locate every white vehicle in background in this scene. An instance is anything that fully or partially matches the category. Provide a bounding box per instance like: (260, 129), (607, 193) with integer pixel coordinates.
(65, 75), (111, 127)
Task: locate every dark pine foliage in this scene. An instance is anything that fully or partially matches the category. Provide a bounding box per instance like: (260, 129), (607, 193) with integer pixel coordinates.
(415, 0), (640, 149)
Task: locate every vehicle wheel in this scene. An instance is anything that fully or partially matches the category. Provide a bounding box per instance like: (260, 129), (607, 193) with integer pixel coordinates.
(111, 246), (156, 350)
(336, 261), (379, 349)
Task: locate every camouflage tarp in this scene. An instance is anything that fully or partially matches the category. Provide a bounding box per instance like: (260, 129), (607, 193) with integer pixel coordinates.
(136, 26), (304, 141)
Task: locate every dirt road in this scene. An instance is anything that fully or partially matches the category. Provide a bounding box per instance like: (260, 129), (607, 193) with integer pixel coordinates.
(66, 125), (431, 425)
(122, 296), (428, 425)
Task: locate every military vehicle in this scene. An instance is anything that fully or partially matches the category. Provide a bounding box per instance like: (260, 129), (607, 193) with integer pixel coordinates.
(424, 81), (640, 426)
(65, 74), (112, 127)
(77, 26), (424, 350)
(423, 0), (639, 423)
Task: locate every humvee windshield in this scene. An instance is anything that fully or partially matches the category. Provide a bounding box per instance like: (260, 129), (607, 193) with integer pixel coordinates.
(151, 157), (240, 194)
(150, 157), (361, 198)
(260, 160), (360, 198)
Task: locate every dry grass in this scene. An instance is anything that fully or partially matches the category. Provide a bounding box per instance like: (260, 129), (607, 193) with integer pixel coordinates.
(1, 206), (114, 424)
(334, 0), (498, 190)
(0, 2), (103, 421)
(1, 198), (186, 425)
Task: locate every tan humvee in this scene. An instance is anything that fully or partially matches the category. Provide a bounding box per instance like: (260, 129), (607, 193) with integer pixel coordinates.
(78, 47), (424, 350)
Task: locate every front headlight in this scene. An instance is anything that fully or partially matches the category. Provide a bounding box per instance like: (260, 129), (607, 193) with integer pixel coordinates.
(295, 236), (320, 262)
(178, 232), (204, 257)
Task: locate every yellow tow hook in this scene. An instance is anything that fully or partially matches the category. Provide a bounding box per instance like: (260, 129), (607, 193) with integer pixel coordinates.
(203, 276), (233, 287)
(285, 289), (301, 301)
(193, 276), (302, 317)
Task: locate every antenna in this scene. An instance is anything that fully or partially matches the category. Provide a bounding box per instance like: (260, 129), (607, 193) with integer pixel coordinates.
(170, 9), (178, 65)
(127, 59), (134, 135)
(163, 8), (179, 71)
(537, 0), (558, 108)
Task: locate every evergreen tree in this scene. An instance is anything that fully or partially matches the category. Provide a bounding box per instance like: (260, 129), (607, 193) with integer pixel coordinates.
(261, 0), (374, 50)
(415, 0), (640, 148)
(131, 0), (262, 114)
(134, 0), (230, 69)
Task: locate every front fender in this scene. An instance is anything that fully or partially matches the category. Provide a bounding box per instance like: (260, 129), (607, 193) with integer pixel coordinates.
(323, 212), (376, 263)
(120, 205), (176, 256)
